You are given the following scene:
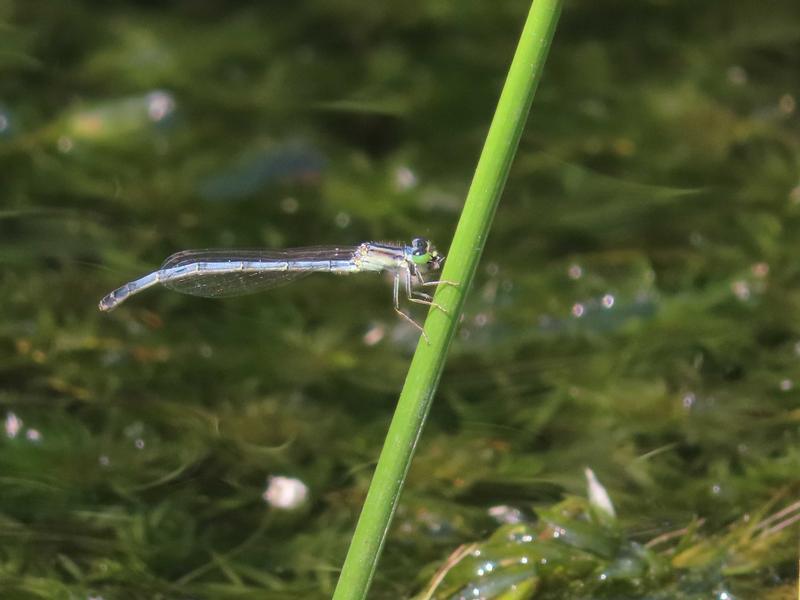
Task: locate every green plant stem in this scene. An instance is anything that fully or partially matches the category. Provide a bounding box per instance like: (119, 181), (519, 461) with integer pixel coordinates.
(332, 1), (563, 598)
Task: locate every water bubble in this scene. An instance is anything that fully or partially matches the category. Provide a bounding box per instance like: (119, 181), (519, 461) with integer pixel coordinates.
(601, 294), (615, 308)
(5, 412), (22, 438)
(363, 323), (385, 346)
(281, 197), (299, 214)
(263, 475), (309, 509)
(751, 262), (769, 278)
(57, 136), (74, 153)
(487, 504), (523, 524)
(393, 165), (418, 190)
(790, 185), (800, 205)
(727, 65), (747, 85)
(779, 93), (796, 116)
(334, 212), (351, 228)
(146, 90), (175, 122)
(567, 264), (583, 279)
(571, 303), (585, 318)
(731, 280), (750, 301)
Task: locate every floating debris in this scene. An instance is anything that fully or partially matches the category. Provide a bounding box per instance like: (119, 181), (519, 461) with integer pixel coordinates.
(57, 90), (176, 145)
(197, 141), (326, 201)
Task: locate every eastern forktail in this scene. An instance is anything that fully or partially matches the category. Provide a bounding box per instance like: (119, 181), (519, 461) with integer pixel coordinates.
(98, 238), (452, 339)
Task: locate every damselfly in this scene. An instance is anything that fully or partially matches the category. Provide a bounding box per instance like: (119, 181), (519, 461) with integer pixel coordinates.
(99, 238), (452, 339)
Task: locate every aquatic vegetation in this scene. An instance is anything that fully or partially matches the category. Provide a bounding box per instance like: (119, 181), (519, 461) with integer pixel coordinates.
(415, 471), (799, 599)
(0, 0), (798, 598)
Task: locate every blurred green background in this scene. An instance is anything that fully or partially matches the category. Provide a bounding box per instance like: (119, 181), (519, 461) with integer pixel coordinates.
(1, 1), (799, 598)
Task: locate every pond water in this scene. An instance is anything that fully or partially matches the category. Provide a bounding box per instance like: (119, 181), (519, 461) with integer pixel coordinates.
(1, 1), (798, 598)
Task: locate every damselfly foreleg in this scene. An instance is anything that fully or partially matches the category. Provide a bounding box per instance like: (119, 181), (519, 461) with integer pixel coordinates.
(415, 270), (459, 289)
(393, 272), (429, 342)
(405, 268), (448, 315)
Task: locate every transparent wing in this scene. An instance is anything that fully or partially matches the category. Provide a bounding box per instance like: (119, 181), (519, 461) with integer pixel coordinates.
(163, 265), (311, 298)
(159, 247), (359, 298)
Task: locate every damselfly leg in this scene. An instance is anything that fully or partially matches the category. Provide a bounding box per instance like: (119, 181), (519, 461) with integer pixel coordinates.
(392, 271), (429, 342)
(405, 268), (447, 315)
(417, 273), (460, 289)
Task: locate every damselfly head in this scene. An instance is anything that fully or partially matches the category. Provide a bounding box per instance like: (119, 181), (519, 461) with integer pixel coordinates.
(410, 237), (444, 271)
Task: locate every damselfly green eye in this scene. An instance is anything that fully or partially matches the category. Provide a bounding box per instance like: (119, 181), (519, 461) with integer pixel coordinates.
(410, 238), (440, 267)
(411, 237), (429, 256)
